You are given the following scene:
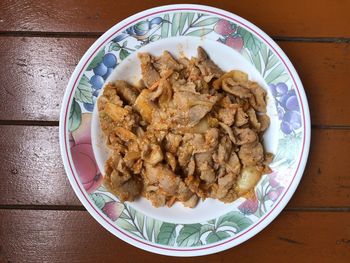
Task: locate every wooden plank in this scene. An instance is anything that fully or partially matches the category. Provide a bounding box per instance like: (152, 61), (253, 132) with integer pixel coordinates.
(0, 126), (80, 206)
(0, 0), (350, 37)
(288, 128), (350, 208)
(278, 41), (350, 126)
(0, 37), (349, 125)
(0, 37), (95, 121)
(0, 209), (349, 262)
(0, 126), (349, 207)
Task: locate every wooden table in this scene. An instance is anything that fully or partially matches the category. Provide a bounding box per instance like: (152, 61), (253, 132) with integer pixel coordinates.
(0, 1), (349, 262)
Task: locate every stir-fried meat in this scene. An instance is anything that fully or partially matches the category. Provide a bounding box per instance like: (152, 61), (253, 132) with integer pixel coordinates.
(196, 47), (223, 81)
(235, 107), (248, 126)
(138, 53), (160, 87)
(98, 47), (273, 208)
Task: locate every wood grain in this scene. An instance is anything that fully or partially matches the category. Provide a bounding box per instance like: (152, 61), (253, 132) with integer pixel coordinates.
(0, 209), (349, 262)
(0, 37), (349, 125)
(0, 37), (94, 121)
(0, 125), (349, 207)
(0, 126), (79, 206)
(1, 0), (350, 38)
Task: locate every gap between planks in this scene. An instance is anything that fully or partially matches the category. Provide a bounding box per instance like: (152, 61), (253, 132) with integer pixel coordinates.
(0, 204), (349, 212)
(0, 31), (350, 43)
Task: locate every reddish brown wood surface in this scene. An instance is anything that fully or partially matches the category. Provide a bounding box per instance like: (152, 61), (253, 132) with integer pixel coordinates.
(0, 126), (349, 208)
(0, 37), (349, 125)
(0, 1), (349, 262)
(0, 210), (349, 263)
(1, 0), (350, 37)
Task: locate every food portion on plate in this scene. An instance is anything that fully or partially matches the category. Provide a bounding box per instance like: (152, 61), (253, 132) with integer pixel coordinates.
(97, 47), (273, 208)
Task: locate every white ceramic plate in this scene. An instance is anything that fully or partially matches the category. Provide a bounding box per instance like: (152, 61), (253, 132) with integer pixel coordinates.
(59, 4), (310, 256)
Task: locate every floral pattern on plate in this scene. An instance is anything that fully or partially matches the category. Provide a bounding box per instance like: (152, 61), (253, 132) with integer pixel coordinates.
(63, 8), (306, 252)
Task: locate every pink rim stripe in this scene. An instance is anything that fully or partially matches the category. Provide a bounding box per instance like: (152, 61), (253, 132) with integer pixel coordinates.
(63, 7), (306, 251)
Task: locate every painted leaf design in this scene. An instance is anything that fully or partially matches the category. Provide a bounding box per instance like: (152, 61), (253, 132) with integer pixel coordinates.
(216, 221), (239, 231)
(206, 231), (230, 243)
(176, 224), (201, 247)
(145, 218), (155, 241)
(90, 193), (105, 209)
(109, 42), (121, 52)
(119, 49), (130, 60)
(178, 13), (188, 34)
(237, 27), (261, 55)
(271, 73), (289, 84)
(150, 35), (161, 42)
(153, 220), (162, 241)
(192, 17), (219, 27)
(274, 133), (302, 163)
(260, 44), (269, 65)
(118, 211), (130, 220)
(265, 54), (279, 73)
(75, 75), (93, 104)
(161, 14), (170, 38)
(186, 28), (213, 37)
(171, 13), (181, 36)
(208, 219), (216, 225)
(87, 48), (105, 71)
(136, 212), (145, 233)
(127, 205), (137, 219)
(194, 240), (203, 246)
(68, 99), (81, 132)
(216, 211), (253, 232)
(116, 218), (137, 232)
(187, 13), (195, 26)
(157, 222), (176, 245)
(265, 63), (285, 84)
(199, 224), (215, 236)
(251, 51), (262, 73)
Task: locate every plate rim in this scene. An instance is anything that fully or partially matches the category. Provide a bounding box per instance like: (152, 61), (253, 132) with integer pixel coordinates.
(59, 3), (311, 256)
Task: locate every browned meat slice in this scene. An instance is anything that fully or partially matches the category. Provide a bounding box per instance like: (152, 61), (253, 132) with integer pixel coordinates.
(165, 133), (182, 154)
(98, 84), (124, 107)
(218, 122), (236, 144)
(213, 172), (237, 200)
(104, 156), (142, 202)
(218, 106), (236, 126)
(165, 152), (177, 171)
(247, 108), (261, 131)
(235, 107), (248, 126)
(114, 80), (139, 105)
(238, 141), (264, 166)
(235, 127), (257, 145)
(172, 79), (197, 93)
(226, 151), (241, 175)
(248, 82), (267, 112)
(173, 91), (217, 126)
(138, 52), (160, 87)
(213, 136), (232, 165)
(141, 143), (164, 165)
(133, 89), (157, 123)
(177, 142), (194, 167)
(198, 162), (216, 184)
(258, 114), (270, 132)
(205, 128), (219, 150)
(145, 190), (166, 207)
(188, 104), (212, 126)
(196, 47), (223, 81)
(177, 181), (193, 202)
(154, 51), (183, 76)
(222, 78), (252, 99)
(182, 194), (199, 208)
